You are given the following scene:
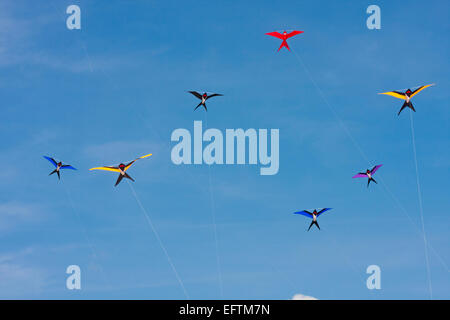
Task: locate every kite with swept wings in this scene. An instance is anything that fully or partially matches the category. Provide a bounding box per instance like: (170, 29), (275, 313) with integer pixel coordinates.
(188, 91), (223, 111)
(43, 156), (76, 180)
(353, 164), (383, 187)
(294, 208), (332, 231)
(379, 84), (434, 115)
(89, 154), (152, 186)
(266, 30), (304, 51)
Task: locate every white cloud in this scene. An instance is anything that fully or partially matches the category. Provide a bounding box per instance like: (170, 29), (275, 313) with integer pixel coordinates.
(83, 139), (165, 164)
(0, 202), (44, 231)
(0, 247), (47, 298)
(292, 293), (318, 300)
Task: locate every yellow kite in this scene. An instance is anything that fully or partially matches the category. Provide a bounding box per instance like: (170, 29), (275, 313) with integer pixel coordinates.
(90, 154), (152, 186)
(379, 84), (434, 115)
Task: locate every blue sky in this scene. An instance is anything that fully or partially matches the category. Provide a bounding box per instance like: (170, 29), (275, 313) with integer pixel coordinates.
(0, 0), (448, 299)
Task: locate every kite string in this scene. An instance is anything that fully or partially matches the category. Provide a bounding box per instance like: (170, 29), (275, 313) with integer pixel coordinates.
(68, 16), (198, 296)
(327, 232), (376, 298)
(290, 48), (448, 273)
(290, 48), (372, 164)
(409, 111), (433, 299)
(127, 181), (190, 299)
(48, 1), (113, 290)
(204, 113), (224, 298)
(51, 0), (192, 297)
(377, 178), (448, 272)
(62, 182), (111, 289)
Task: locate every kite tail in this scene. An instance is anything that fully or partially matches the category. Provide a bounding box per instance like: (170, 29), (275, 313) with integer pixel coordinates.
(278, 40), (289, 51)
(124, 172), (135, 182)
(409, 101), (416, 112)
(368, 178), (377, 187)
(398, 101), (408, 116)
(308, 220), (320, 231)
(194, 102), (202, 111)
(115, 174), (124, 187)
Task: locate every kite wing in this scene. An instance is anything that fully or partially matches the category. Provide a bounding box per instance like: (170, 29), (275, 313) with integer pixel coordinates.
(188, 91), (202, 99)
(294, 210), (313, 218)
(410, 84), (434, 98)
(379, 91), (406, 100)
(353, 173), (367, 178)
(317, 208), (332, 217)
(89, 166), (120, 172)
(61, 165), (77, 170)
(286, 30), (303, 38)
(43, 156), (57, 167)
(125, 153), (152, 170)
(266, 32), (284, 39)
(370, 164), (383, 175)
(137, 153), (152, 160)
(206, 93), (223, 100)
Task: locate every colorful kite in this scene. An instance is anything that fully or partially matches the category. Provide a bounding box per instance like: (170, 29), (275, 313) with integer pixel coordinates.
(266, 30), (304, 51)
(43, 156), (76, 180)
(89, 154), (152, 186)
(188, 91), (223, 112)
(353, 164), (383, 187)
(294, 208), (332, 231)
(379, 84), (434, 115)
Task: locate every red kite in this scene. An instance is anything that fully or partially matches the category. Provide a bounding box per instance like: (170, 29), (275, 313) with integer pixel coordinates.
(266, 30), (304, 51)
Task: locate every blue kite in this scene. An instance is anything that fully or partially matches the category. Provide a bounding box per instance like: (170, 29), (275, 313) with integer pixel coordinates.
(43, 156), (77, 180)
(294, 208), (332, 231)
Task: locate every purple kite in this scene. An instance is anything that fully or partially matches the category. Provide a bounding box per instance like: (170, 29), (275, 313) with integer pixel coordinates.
(353, 164), (383, 187)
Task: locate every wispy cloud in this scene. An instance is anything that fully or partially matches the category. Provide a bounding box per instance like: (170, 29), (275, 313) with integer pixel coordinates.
(292, 293), (318, 300)
(0, 247), (46, 298)
(0, 2), (167, 74)
(83, 139), (164, 164)
(0, 202), (44, 231)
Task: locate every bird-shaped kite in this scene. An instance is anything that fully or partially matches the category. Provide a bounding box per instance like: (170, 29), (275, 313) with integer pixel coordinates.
(188, 91), (223, 111)
(89, 154), (152, 186)
(294, 208), (332, 231)
(43, 156), (77, 180)
(266, 30), (304, 51)
(353, 164), (383, 187)
(379, 84), (434, 115)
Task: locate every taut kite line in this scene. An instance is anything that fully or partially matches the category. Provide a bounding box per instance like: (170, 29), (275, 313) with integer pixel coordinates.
(89, 154), (152, 186)
(379, 84), (434, 115)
